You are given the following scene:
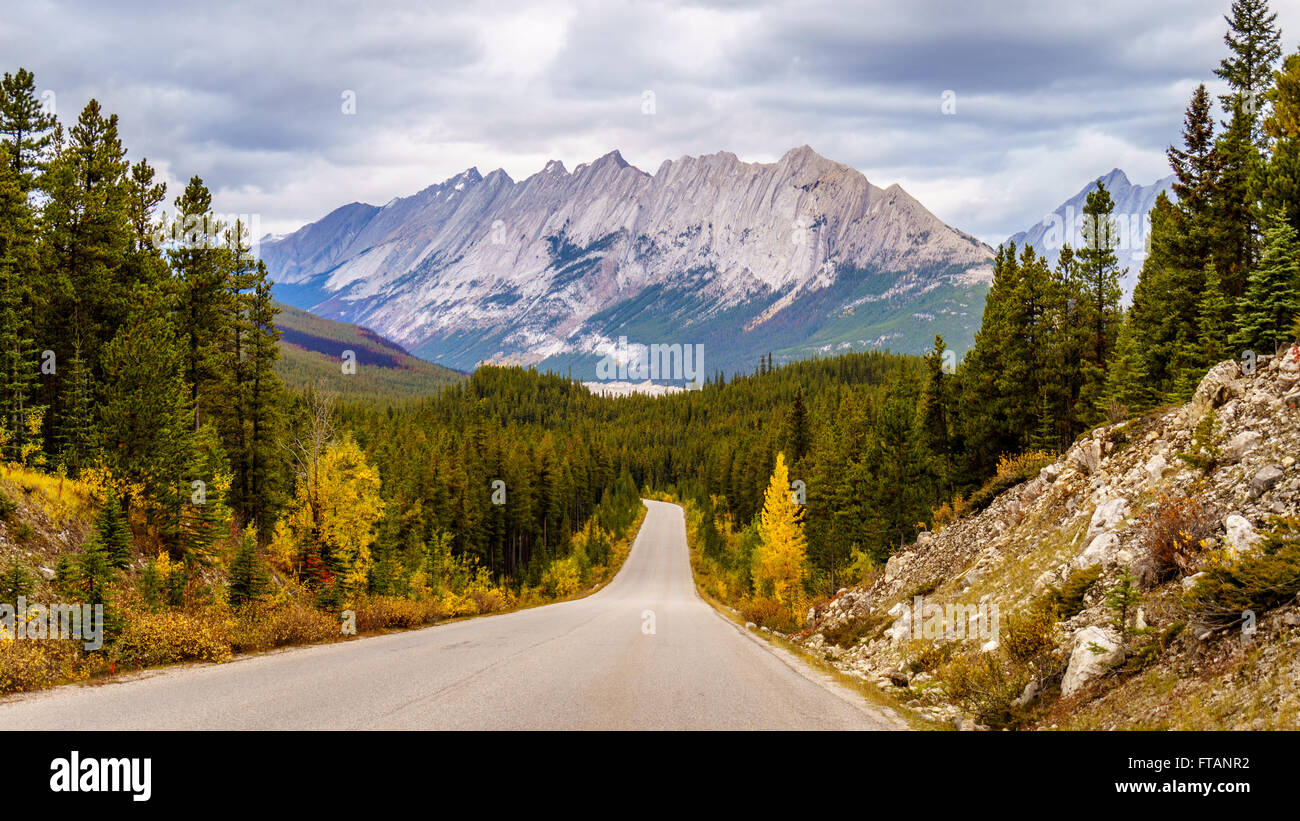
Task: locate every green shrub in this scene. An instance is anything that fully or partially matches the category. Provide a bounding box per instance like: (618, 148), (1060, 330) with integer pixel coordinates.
(1001, 608), (1059, 667)
(0, 489), (16, 521)
(1040, 565), (1102, 620)
(1186, 517), (1300, 629)
(937, 652), (1032, 728)
(905, 639), (957, 674)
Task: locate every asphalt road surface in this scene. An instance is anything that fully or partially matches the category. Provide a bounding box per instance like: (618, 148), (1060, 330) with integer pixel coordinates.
(0, 500), (903, 730)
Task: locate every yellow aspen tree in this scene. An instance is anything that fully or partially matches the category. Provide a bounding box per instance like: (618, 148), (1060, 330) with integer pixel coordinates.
(754, 451), (808, 614)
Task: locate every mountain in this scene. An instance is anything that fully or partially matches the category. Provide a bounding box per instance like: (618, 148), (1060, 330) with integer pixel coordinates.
(261, 146), (994, 378)
(273, 302), (464, 398)
(1005, 169), (1176, 302)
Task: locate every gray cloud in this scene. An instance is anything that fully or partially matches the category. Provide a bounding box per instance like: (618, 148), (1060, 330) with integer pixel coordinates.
(3, 0), (1297, 242)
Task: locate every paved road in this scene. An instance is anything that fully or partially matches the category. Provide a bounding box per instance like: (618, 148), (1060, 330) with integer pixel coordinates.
(0, 500), (902, 730)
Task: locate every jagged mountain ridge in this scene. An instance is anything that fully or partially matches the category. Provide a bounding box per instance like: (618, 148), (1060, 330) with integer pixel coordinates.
(261, 146), (995, 376)
(1006, 169), (1176, 303)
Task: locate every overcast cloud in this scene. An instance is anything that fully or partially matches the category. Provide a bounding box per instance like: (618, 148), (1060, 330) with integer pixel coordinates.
(4, 0), (1298, 242)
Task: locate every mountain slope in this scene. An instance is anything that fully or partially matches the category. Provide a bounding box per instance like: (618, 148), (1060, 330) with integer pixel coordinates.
(262, 146), (994, 377)
(1006, 169), (1175, 302)
(273, 302), (464, 398)
(800, 347), (1300, 729)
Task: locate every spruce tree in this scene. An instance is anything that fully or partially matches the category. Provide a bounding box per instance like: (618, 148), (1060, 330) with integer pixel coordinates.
(95, 492), (134, 570)
(1232, 210), (1300, 355)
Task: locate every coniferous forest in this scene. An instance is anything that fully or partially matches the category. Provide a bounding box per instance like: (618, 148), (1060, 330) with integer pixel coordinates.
(1, 0), (1299, 690)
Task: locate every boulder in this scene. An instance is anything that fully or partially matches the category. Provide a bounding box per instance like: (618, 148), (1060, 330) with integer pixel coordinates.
(884, 553), (907, 582)
(885, 600), (912, 643)
(1221, 431), (1262, 463)
(1033, 570), (1056, 595)
(1249, 465), (1284, 498)
(1070, 439), (1103, 475)
(1224, 515), (1261, 556)
(1075, 532), (1119, 569)
(1190, 361), (1243, 416)
(1087, 498), (1130, 540)
(1144, 453), (1167, 483)
(1061, 626), (1123, 697)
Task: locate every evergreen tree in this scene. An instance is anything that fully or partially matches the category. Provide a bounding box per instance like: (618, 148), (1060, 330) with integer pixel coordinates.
(0, 67), (57, 191)
(1074, 180), (1124, 423)
(783, 386), (810, 465)
(228, 529), (270, 605)
(95, 492), (133, 570)
(0, 144), (40, 464)
(1232, 210), (1300, 355)
(1263, 50), (1300, 233)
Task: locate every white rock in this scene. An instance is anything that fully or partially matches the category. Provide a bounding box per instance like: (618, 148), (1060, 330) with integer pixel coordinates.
(1221, 431), (1262, 463)
(1144, 453), (1168, 483)
(1087, 498), (1130, 540)
(1075, 532), (1119, 569)
(885, 600), (912, 643)
(1032, 570), (1056, 595)
(1061, 626), (1123, 697)
(1224, 515), (1261, 556)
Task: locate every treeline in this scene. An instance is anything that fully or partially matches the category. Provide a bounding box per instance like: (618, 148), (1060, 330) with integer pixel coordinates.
(0, 68), (287, 560)
(960, 0), (1300, 481)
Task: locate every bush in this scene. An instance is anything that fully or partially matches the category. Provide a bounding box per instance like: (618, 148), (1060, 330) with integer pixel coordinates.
(1001, 609), (1059, 667)
(227, 601), (338, 653)
(905, 639), (957, 674)
(354, 596), (442, 631)
(1186, 517), (1300, 630)
(0, 488), (16, 521)
(1135, 494), (1215, 583)
(111, 609), (232, 668)
(967, 450), (1056, 512)
(1040, 565), (1102, 620)
(937, 652), (1031, 728)
(741, 596), (800, 633)
(0, 639), (89, 694)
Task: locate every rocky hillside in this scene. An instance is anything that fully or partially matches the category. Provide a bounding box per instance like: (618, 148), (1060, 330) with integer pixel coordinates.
(261, 146), (993, 376)
(800, 346), (1300, 730)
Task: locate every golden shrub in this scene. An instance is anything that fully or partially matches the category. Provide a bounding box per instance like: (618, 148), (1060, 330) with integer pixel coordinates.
(111, 609), (233, 668)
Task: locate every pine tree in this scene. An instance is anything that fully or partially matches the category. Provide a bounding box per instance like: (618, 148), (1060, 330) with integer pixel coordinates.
(0, 68), (57, 191)
(228, 529), (270, 605)
(0, 144), (40, 464)
(95, 492), (133, 570)
(1102, 312), (1154, 418)
(1074, 181), (1124, 424)
(783, 386), (810, 465)
(1214, 0), (1282, 142)
(1232, 210), (1300, 355)
(1263, 50), (1300, 233)
(1212, 0), (1282, 297)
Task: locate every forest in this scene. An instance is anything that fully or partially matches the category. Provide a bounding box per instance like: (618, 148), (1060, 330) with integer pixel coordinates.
(0, 0), (1298, 676)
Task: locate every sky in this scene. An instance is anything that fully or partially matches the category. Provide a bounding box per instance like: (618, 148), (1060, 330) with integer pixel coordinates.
(4, 0), (1299, 243)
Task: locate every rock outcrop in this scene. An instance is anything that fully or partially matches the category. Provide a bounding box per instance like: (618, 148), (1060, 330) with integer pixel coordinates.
(797, 346), (1300, 729)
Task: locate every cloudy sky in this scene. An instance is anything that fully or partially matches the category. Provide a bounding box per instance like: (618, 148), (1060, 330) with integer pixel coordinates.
(4, 0), (1298, 242)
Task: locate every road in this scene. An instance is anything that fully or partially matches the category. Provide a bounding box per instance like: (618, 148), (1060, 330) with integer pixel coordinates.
(0, 500), (903, 730)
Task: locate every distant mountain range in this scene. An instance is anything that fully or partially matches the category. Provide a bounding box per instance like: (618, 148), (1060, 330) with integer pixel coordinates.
(261, 146), (994, 378)
(1005, 168), (1176, 303)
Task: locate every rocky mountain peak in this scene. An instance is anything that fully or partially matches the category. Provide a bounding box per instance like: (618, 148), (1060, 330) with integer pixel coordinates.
(261, 146), (996, 374)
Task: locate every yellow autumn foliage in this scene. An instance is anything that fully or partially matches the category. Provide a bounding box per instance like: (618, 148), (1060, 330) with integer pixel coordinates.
(269, 436), (384, 591)
(752, 451), (808, 615)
